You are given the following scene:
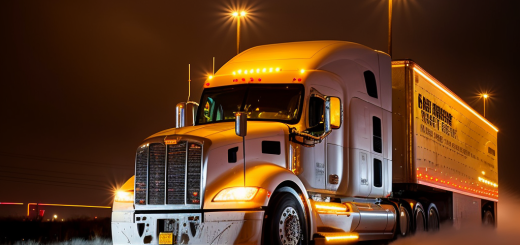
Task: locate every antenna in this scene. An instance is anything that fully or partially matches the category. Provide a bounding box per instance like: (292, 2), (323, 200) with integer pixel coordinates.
(213, 57), (215, 76)
(188, 64), (191, 102)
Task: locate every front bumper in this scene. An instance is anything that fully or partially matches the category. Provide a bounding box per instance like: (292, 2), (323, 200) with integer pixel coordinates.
(112, 210), (264, 245)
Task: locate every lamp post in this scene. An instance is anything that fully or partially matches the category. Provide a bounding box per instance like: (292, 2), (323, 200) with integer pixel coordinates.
(232, 11), (247, 55)
(388, 0), (393, 57)
(482, 94), (489, 117)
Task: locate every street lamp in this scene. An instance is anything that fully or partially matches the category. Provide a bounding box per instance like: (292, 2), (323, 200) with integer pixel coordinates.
(482, 93), (489, 117)
(232, 11), (247, 55)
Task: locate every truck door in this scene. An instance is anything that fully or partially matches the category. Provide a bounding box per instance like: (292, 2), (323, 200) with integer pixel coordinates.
(304, 93), (326, 190)
(306, 85), (344, 191)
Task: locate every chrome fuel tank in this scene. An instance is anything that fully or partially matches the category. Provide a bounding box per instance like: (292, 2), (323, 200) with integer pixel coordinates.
(351, 202), (396, 233)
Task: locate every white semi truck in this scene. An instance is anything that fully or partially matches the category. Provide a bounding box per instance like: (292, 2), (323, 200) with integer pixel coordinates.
(111, 41), (498, 245)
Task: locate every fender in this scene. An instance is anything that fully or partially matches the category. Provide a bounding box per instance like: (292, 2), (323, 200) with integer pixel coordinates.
(204, 163), (315, 237)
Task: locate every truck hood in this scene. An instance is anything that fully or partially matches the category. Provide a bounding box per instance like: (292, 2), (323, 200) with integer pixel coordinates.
(145, 121), (290, 149)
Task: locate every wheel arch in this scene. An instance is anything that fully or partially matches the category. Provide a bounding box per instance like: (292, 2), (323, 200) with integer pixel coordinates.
(251, 164), (313, 244)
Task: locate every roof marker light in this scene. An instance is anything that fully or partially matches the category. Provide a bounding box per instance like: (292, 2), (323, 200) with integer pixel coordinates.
(245, 70), (248, 74)
(269, 68), (273, 72)
(233, 71), (236, 75)
(250, 69), (254, 74)
(275, 67), (280, 72)
(256, 69), (260, 73)
(209, 75), (213, 79)
(300, 69), (305, 74)
(238, 69), (242, 74)
(262, 68), (266, 72)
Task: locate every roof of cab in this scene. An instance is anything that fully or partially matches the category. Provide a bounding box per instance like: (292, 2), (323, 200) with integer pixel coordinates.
(216, 41), (377, 75)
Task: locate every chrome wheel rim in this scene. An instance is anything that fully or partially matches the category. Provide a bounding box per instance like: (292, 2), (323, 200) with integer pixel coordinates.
(278, 206), (301, 245)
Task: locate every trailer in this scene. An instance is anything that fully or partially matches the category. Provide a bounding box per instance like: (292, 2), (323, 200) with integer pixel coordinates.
(391, 60), (498, 232)
(111, 41), (498, 245)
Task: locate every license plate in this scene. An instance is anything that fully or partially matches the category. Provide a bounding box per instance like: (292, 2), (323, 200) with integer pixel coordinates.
(159, 232), (173, 244)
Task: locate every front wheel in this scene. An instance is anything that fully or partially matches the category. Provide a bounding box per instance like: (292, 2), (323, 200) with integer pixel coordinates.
(264, 192), (307, 245)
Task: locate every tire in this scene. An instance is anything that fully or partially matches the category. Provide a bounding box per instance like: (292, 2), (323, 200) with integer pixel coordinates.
(264, 192), (307, 245)
(413, 203), (426, 234)
(482, 210), (494, 226)
(398, 204), (411, 237)
(427, 203), (439, 232)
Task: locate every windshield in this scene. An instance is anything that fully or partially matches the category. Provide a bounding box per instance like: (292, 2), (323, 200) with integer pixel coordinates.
(196, 84), (304, 125)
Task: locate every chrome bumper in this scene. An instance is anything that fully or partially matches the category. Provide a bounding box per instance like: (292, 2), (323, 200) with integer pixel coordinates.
(112, 210), (264, 245)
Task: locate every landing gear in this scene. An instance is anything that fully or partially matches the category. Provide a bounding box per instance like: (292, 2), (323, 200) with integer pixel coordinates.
(265, 192), (308, 245)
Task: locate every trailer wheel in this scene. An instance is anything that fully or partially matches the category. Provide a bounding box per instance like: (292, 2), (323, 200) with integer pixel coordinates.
(427, 203), (439, 232)
(264, 192), (307, 245)
(413, 203), (426, 233)
(398, 205), (410, 237)
(483, 210), (494, 226)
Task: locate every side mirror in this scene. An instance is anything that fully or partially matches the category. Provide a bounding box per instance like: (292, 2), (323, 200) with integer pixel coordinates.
(176, 102), (198, 128)
(329, 97), (342, 129)
(292, 94), (341, 145)
(235, 111), (247, 137)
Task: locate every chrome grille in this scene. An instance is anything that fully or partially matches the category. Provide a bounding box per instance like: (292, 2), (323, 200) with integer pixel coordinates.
(167, 142), (187, 204)
(148, 144), (166, 205)
(187, 143), (202, 204)
(135, 146), (148, 205)
(134, 141), (202, 206)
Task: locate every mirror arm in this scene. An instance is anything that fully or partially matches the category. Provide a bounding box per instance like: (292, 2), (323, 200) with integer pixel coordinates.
(289, 128), (331, 146)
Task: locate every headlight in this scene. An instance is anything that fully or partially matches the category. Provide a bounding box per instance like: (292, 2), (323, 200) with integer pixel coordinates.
(213, 187), (260, 202)
(115, 190), (134, 203)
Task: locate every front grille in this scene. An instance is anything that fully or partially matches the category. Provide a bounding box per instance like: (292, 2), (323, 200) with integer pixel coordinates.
(135, 146), (148, 205)
(134, 141), (202, 206)
(187, 143), (202, 204)
(149, 144), (166, 205)
(167, 142), (187, 204)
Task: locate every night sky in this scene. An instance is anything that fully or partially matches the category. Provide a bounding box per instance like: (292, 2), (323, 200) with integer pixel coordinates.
(1, 0), (519, 219)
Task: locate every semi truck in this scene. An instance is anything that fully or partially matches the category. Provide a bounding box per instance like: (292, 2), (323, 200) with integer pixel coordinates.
(111, 41), (498, 244)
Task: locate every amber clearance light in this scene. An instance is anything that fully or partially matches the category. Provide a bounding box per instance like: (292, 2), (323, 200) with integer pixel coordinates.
(165, 139), (177, 145)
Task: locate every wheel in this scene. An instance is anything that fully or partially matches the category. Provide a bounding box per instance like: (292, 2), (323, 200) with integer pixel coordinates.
(427, 203), (439, 232)
(264, 192), (307, 245)
(398, 205), (410, 237)
(482, 210), (494, 226)
(413, 203), (426, 233)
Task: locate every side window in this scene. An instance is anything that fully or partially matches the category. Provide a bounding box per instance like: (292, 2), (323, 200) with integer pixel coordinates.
(373, 158), (382, 188)
(364, 70), (378, 98)
(488, 147), (496, 157)
(373, 116), (382, 153)
(308, 96), (324, 129)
